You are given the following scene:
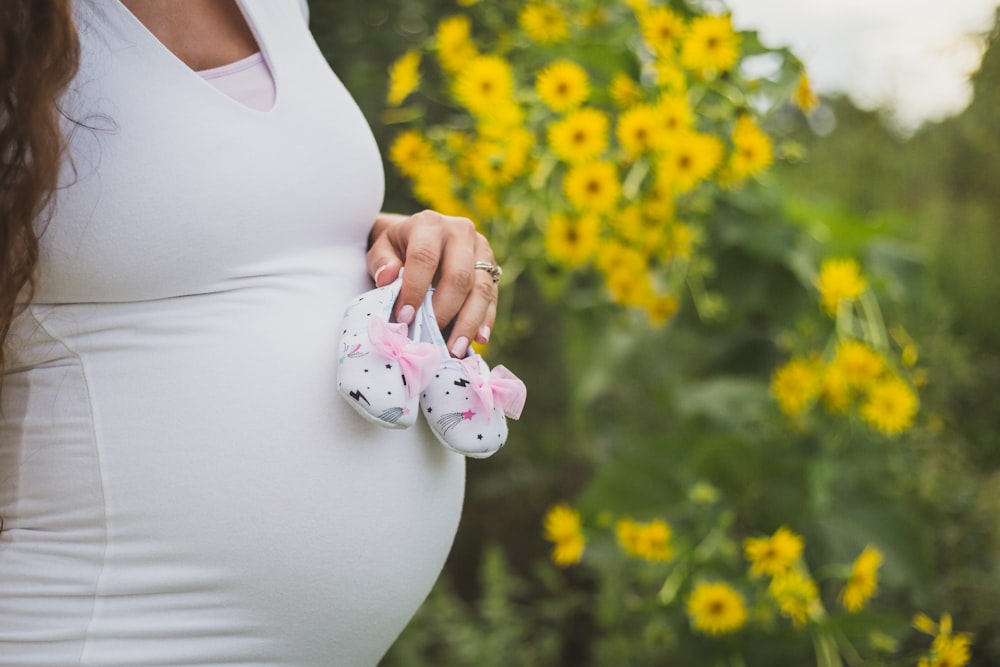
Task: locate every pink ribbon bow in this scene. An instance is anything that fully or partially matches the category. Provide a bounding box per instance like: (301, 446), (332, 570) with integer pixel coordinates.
(368, 317), (442, 399)
(459, 357), (527, 421)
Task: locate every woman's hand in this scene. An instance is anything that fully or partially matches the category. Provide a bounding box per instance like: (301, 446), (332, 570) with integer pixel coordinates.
(366, 210), (498, 358)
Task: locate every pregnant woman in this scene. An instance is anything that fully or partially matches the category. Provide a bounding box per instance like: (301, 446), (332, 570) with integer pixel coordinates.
(0, 1), (499, 664)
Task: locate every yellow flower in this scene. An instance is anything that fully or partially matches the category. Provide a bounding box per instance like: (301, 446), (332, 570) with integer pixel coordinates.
(770, 357), (820, 417)
(645, 293), (680, 326)
(548, 108), (609, 164)
(543, 504), (585, 567)
(615, 517), (674, 561)
(656, 93), (694, 137)
(457, 0), (479, 5)
(820, 361), (851, 413)
(680, 15), (740, 76)
(551, 534), (585, 567)
(840, 545), (883, 613)
(544, 503), (581, 542)
(609, 72), (642, 108)
(544, 213), (601, 267)
(563, 161), (621, 213)
(861, 375), (919, 436)
(387, 50), (421, 106)
(640, 6), (686, 56)
(768, 570), (819, 627)
(687, 582), (748, 636)
(653, 58), (687, 92)
(412, 162), (470, 219)
(622, 0), (649, 12)
(815, 258), (866, 315)
(536, 60), (590, 112)
(435, 15), (477, 73)
(743, 526), (805, 577)
(596, 240), (647, 277)
(596, 241), (652, 306)
(794, 72), (819, 113)
(617, 204), (662, 253)
(465, 130), (532, 187)
(604, 267), (655, 307)
(454, 55), (516, 117)
(832, 339), (884, 388)
(665, 222), (695, 260)
(656, 131), (723, 194)
(616, 104), (665, 157)
(914, 613), (974, 667)
(721, 115), (773, 185)
(518, 3), (569, 44)
(389, 130), (436, 178)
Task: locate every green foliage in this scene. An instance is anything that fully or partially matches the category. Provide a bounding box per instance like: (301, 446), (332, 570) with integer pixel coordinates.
(311, 1), (999, 665)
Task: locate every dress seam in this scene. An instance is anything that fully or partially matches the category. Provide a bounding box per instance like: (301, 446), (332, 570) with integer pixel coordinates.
(27, 306), (109, 665)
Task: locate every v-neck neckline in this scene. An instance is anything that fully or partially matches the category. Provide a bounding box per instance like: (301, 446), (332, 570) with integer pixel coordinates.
(112, 0), (280, 114)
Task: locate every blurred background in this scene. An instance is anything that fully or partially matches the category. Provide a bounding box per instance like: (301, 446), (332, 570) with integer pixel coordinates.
(307, 1), (1000, 664)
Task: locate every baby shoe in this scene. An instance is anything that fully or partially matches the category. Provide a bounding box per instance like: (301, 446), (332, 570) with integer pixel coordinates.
(337, 272), (442, 428)
(417, 291), (526, 458)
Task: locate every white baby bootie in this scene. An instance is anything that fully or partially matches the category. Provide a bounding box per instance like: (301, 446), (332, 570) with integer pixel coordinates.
(417, 290), (526, 458)
(337, 272), (441, 428)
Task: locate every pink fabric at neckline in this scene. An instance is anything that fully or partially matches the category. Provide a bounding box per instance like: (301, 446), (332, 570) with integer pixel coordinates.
(197, 51), (275, 112)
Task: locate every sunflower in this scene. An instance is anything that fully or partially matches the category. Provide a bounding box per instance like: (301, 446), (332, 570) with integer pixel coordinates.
(656, 130), (723, 193)
(548, 108), (609, 163)
(769, 570), (820, 627)
(795, 72), (819, 113)
(687, 582), (748, 636)
(544, 213), (601, 267)
(454, 55), (516, 117)
(609, 72), (642, 108)
(814, 258), (866, 315)
(743, 526), (805, 577)
(518, 3), (569, 44)
(389, 130), (435, 178)
(680, 14), (741, 76)
(724, 114), (774, 183)
(771, 356), (820, 417)
(840, 545), (883, 613)
(536, 60), (590, 112)
(640, 6), (685, 56)
(832, 339), (884, 388)
(861, 376), (919, 436)
(435, 15), (477, 73)
(563, 161), (621, 213)
(616, 104), (664, 157)
(386, 50), (420, 106)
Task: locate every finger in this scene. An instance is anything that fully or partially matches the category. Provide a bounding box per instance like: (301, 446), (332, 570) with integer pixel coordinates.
(445, 272), (497, 357)
(474, 298), (498, 345)
(428, 220), (479, 330)
(395, 212), (446, 324)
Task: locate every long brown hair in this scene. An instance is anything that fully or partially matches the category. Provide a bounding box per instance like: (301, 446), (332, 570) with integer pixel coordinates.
(0, 0), (80, 375)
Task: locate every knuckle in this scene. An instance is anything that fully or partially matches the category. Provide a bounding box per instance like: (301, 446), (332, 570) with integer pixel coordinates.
(450, 267), (475, 293)
(451, 216), (477, 236)
(474, 279), (497, 303)
(407, 243), (439, 268)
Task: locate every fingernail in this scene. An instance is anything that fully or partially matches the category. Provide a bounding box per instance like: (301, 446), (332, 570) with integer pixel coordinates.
(397, 304), (415, 325)
(451, 336), (469, 358)
(373, 264), (388, 286)
(477, 325), (491, 343)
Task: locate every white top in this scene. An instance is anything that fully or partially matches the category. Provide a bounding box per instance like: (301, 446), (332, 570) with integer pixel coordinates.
(0, 1), (465, 665)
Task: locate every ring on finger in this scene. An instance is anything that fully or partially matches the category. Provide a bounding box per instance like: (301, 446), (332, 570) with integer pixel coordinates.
(474, 261), (503, 284)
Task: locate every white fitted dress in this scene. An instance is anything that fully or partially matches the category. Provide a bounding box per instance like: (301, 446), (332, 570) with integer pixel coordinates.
(0, 1), (465, 665)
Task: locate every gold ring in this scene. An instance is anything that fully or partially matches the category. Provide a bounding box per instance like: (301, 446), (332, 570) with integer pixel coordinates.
(474, 261), (503, 284)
